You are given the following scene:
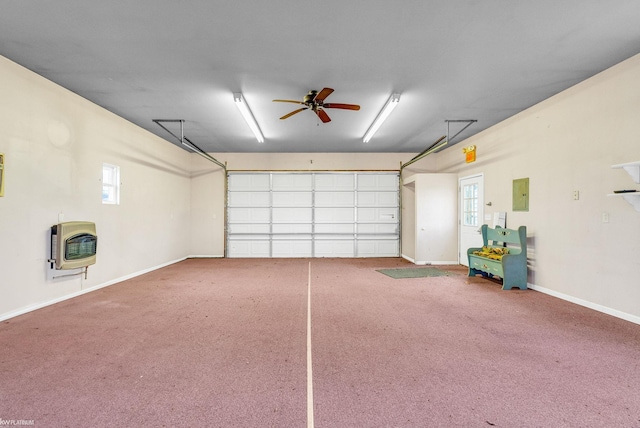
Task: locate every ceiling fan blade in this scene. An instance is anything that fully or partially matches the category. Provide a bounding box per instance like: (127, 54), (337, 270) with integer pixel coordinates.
(273, 99), (305, 105)
(280, 107), (307, 120)
(323, 103), (361, 111)
(316, 109), (331, 123)
(314, 87), (334, 103)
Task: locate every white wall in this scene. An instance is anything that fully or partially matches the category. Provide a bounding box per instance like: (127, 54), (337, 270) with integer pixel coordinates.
(0, 56), (193, 320)
(214, 152), (412, 171)
(188, 152), (418, 257)
(432, 53), (640, 322)
(189, 156), (226, 257)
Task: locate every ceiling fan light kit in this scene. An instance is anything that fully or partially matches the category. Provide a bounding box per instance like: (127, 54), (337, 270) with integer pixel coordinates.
(362, 93), (401, 143)
(233, 93), (264, 143)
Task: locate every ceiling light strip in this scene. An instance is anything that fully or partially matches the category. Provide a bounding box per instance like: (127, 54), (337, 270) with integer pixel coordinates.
(233, 93), (264, 143)
(362, 93), (400, 143)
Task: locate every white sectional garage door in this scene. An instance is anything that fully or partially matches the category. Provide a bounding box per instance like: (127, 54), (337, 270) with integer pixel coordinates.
(227, 172), (399, 258)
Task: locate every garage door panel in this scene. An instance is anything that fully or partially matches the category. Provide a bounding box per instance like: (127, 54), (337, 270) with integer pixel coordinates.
(273, 207), (312, 223)
(357, 207), (398, 222)
(315, 191), (355, 207)
(272, 223), (313, 234)
(228, 224), (271, 234)
(272, 191), (313, 207)
(357, 239), (399, 257)
(315, 223), (354, 234)
(315, 207), (354, 223)
(228, 173), (270, 191)
(228, 207), (271, 223)
(315, 239), (355, 257)
(358, 191), (398, 207)
(358, 223), (398, 234)
(227, 172), (398, 258)
(228, 191), (270, 207)
(315, 173), (354, 191)
(272, 173), (313, 191)
(357, 173), (398, 191)
(272, 240), (312, 257)
(227, 240), (270, 258)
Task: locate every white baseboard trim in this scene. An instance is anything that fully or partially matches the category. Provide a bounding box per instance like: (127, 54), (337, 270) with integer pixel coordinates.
(417, 260), (459, 266)
(401, 254), (416, 264)
(187, 255), (225, 258)
(401, 254), (459, 266)
(529, 283), (640, 326)
(0, 257), (187, 322)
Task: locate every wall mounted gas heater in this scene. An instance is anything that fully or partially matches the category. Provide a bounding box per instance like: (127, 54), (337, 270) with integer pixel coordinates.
(49, 221), (97, 279)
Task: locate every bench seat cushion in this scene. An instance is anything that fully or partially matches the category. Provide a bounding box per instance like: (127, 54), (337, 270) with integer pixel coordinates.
(471, 246), (509, 260)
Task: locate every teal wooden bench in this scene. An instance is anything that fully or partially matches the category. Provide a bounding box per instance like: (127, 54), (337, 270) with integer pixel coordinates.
(467, 225), (527, 290)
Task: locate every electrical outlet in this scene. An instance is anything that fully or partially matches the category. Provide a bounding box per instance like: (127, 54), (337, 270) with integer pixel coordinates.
(602, 212), (609, 223)
(573, 190), (580, 200)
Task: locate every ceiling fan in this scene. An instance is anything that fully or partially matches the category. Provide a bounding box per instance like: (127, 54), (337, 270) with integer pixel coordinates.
(273, 87), (360, 123)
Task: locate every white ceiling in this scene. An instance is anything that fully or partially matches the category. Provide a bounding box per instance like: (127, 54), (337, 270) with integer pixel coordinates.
(1, 1), (639, 153)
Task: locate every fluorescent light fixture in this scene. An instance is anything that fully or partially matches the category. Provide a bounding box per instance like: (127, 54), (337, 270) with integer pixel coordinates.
(233, 93), (264, 143)
(362, 93), (400, 143)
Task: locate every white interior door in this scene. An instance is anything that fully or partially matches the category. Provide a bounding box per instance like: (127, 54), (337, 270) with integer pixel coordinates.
(459, 174), (484, 266)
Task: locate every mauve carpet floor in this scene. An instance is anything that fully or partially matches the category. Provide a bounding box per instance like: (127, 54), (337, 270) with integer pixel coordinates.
(1, 258), (639, 427)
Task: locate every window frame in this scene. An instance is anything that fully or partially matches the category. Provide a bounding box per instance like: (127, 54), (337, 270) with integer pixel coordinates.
(102, 163), (120, 205)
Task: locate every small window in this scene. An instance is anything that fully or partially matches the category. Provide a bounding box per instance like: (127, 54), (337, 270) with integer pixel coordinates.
(102, 163), (120, 205)
(462, 183), (478, 227)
